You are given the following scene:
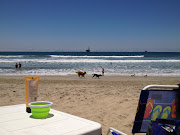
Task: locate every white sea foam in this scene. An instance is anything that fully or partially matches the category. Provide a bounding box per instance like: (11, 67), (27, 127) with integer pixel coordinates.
(0, 55), (23, 58)
(0, 68), (180, 77)
(0, 59), (180, 63)
(50, 55), (144, 58)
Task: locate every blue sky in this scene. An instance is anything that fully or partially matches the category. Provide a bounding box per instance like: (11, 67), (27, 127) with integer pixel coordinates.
(0, 0), (180, 52)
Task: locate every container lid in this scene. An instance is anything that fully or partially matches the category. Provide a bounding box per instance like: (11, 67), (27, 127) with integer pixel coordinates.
(29, 101), (53, 108)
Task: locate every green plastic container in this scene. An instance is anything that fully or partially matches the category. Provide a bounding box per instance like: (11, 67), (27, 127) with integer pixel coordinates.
(29, 101), (53, 118)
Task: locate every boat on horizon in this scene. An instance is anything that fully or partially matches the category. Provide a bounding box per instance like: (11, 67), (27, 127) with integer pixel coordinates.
(86, 47), (90, 52)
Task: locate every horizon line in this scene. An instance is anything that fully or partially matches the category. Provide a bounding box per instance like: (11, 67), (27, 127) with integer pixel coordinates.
(0, 51), (180, 53)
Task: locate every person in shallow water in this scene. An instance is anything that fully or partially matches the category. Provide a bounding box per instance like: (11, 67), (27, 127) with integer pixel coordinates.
(15, 63), (18, 69)
(18, 62), (22, 68)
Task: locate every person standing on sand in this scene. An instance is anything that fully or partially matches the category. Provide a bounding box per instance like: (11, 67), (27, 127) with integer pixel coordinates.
(102, 68), (104, 76)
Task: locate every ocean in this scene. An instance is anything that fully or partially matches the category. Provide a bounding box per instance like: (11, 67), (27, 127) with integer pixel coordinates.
(0, 52), (180, 76)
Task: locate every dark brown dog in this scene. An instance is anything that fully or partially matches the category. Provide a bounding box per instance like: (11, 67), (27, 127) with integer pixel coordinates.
(76, 72), (86, 77)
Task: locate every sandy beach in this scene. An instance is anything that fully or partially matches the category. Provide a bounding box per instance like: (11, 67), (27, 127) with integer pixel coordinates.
(0, 75), (179, 134)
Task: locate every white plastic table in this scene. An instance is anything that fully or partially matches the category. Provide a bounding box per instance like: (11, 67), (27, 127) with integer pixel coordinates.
(0, 104), (102, 135)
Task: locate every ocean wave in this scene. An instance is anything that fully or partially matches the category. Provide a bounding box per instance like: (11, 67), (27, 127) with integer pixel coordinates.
(0, 55), (51, 58)
(0, 59), (180, 63)
(0, 55), (24, 58)
(50, 55), (144, 58)
(0, 55), (144, 58)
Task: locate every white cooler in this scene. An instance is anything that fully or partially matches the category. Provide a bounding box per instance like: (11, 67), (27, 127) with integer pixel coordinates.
(0, 104), (102, 135)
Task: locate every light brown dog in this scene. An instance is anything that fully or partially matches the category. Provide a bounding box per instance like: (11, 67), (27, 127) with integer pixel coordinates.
(76, 72), (86, 77)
